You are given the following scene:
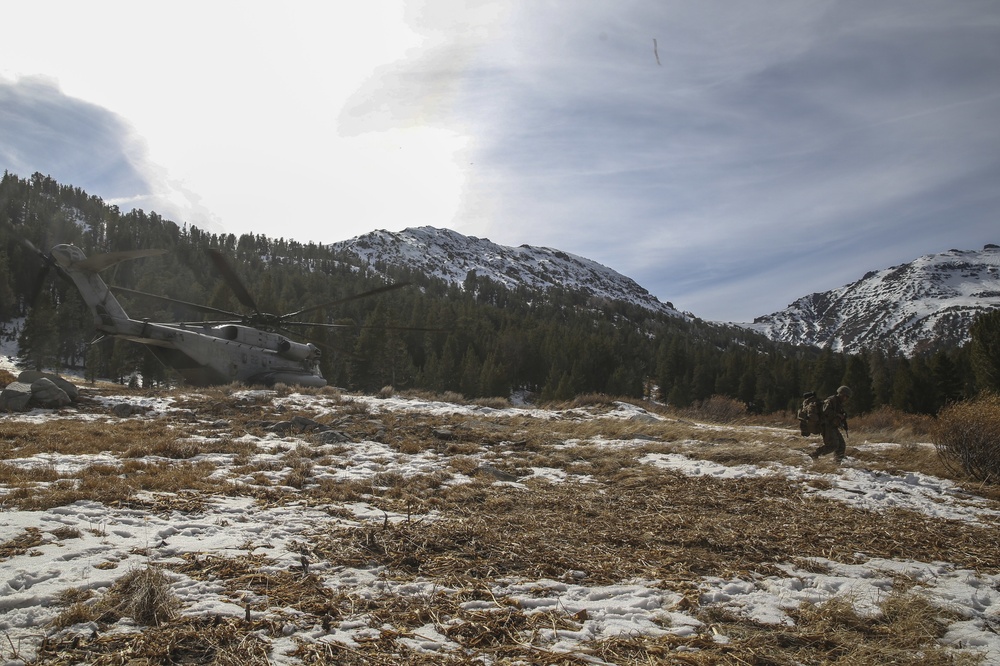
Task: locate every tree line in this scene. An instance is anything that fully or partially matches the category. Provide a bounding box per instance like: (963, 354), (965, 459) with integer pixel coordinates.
(2, 171), (998, 412)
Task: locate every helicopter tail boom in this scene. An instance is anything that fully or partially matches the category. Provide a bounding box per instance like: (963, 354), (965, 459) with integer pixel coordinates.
(50, 244), (140, 334)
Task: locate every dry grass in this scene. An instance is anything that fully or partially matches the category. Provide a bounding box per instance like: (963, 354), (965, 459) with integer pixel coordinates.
(0, 418), (184, 458)
(38, 616), (272, 665)
(0, 368), (17, 386)
(4, 388), (998, 665)
(47, 564), (181, 630)
(692, 593), (979, 666)
(309, 474), (1000, 587)
(852, 405), (936, 441)
(0, 526), (44, 560)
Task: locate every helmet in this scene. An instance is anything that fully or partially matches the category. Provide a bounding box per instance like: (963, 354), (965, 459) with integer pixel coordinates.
(837, 386), (852, 398)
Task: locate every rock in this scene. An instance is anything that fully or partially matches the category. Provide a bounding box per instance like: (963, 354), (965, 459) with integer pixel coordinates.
(317, 430), (352, 444)
(472, 464), (520, 482)
(0, 381), (33, 412)
(29, 378), (72, 408)
(267, 421), (292, 435)
(290, 415), (321, 432)
(18, 370), (79, 402)
(111, 403), (133, 417)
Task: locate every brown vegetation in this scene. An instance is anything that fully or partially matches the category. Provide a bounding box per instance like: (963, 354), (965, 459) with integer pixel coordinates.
(934, 392), (1000, 483)
(2, 386), (996, 664)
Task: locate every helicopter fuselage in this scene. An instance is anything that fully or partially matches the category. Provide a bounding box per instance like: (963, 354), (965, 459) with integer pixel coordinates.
(50, 244), (327, 387)
(117, 321), (326, 387)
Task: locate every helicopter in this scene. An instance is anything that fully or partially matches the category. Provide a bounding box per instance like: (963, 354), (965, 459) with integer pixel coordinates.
(22, 241), (410, 388)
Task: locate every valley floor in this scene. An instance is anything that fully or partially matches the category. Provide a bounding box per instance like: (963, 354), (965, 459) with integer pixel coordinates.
(1, 377), (998, 664)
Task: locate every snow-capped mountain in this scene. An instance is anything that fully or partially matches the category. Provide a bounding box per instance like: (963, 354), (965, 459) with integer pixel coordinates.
(332, 226), (690, 319)
(747, 245), (1000, 355)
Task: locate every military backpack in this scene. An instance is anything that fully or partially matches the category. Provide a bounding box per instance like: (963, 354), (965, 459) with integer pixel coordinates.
(797, 391), (822, 436)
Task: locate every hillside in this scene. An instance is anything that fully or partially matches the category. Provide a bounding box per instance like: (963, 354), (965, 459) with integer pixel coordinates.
(1, 379), (998, 664)
(0, 172), (785, 408)
(748, 245), (1000, 355)
(331, 226), (689, 319)
(3, 172), (998, 414)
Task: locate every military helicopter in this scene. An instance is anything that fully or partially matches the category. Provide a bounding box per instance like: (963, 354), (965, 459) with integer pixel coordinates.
(21, 241), (410, 387)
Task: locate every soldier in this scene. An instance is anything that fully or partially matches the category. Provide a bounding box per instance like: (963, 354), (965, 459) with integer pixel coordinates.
(810, 385), (852, 461)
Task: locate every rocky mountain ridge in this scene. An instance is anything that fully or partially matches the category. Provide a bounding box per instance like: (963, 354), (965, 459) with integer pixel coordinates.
(333, 228), (1000, 355)
(746, 245), (1000, 355)
(331, 226), (690, 319)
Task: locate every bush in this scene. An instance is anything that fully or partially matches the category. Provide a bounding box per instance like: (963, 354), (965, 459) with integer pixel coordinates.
(933, 393), (1000, 483)
(851, 405), (935, 443)
(689, 395), (747, 423)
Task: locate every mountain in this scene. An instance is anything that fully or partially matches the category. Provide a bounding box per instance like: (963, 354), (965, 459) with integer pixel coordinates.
(747, 245), (1000, 355)
(330, 226), (691, 319)
(6, 172), (996, 409)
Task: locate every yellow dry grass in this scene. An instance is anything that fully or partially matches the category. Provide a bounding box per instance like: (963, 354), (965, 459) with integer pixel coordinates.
(3, 388), (996, 665)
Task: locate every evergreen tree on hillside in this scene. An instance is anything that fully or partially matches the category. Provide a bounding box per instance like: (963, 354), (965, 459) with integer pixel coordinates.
(0, 171), (988, 412)
(0, 253), (16, 319)
(18, 295), (59, 370)
(841, 355), (874, 413)
(969, 309), (1000, 393)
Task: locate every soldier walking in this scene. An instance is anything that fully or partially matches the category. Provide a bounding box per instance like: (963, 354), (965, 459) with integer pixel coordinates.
(810, 386), (852, 461)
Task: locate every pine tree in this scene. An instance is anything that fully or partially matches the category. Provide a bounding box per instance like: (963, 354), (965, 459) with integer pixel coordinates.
(890, 359), (916, 412)
(969, 310), (1000, 393)
(18, 295), (59, 371)
(841, 355), (874, 414)
(930, 351), (964, 407)
(0, 253), (16, 319)
(810, 348), (843, 398)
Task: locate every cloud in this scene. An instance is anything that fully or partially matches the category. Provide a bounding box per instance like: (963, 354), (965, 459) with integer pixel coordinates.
(0, 77), (227, 233)
(422, 1), (1000, 320)
(2, 2), (998, 322)
(0, 77), (150, 198)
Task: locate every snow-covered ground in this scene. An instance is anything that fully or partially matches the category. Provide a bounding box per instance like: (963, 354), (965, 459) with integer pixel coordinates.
(1, 371), (998, 663)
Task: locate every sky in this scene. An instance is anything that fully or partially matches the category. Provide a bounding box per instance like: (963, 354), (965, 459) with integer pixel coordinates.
(1, 1), (999, 322)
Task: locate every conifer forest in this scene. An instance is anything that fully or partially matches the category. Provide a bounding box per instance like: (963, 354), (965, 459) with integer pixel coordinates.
(2, 172), (998, 414)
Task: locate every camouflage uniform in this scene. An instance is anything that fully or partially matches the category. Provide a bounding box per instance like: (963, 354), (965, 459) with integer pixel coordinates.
(810, 386), (851, 461)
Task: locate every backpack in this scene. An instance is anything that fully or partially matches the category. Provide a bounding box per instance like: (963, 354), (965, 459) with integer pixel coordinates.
(797, 391), (822, 436)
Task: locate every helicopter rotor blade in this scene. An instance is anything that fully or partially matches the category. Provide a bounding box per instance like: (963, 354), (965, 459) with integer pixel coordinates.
(282, 282), (412, 320)
(271, 321), (356, 329)
(108, 285), (245, 319)
(278, 320), (450, 332)
(207, 249), (261, 315)
(77, 249), (167, 273)
(5, 225), (60, 306)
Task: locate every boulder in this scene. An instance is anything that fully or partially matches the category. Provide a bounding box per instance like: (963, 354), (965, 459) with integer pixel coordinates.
(111, 403), (134, 418)
(0, 381), (33, 412)
(290, 415), (322, 432)
(17, 370), (80, 402)
(29, 378), (73, 408)
(316, 430), (352, 444)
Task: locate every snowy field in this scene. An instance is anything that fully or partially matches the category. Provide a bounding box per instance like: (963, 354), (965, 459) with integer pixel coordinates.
(1, 365), (998, 664)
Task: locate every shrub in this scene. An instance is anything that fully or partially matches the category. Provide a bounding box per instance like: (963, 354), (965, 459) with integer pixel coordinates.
(851, 406), (935, 443)
(933, 393), (1000, 483)
(690, 395), (747, 423)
